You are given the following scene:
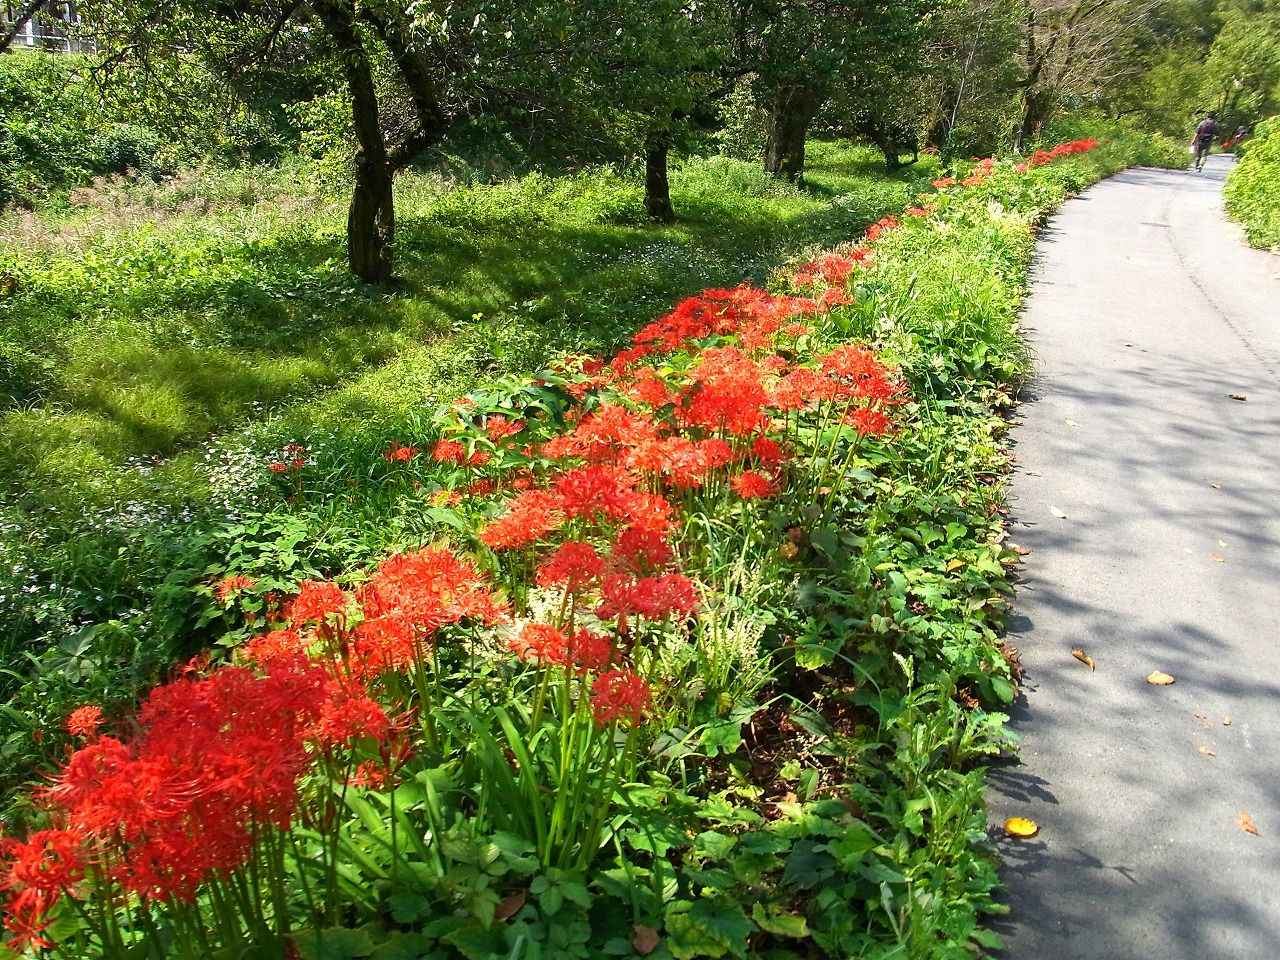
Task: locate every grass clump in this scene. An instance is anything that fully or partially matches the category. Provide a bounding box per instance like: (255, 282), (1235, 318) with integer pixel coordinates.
(1225, 117), (1280, 250)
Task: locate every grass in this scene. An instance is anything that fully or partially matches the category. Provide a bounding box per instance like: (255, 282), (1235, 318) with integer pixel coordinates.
(0, 145), (933, 511)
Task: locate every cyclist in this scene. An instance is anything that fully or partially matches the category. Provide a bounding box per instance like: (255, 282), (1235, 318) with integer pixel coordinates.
(1192, 112), (1218, 171)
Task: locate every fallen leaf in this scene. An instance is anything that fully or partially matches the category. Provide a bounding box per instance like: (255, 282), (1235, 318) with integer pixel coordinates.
(1237, 812), (1260, 836)
(1071, 648), (1095, 670)
(1024, 469), (1041, 477)
(1064, 418), (1080, 427)
(632, 924), (661, 956)
(946, 558), (966, 572)
(1212, 555), (1226, 563)
(1211, 483), (1222, 490)
(1003, 817), (1039, 838)
(1147, 671), (1175, 685)
(1050, 506), (1068, 519)
(1198, 746), (1215, 756)
(1223, 716), (1232, 726)
(1015, 545), (1031, 555)
(1124, 341), (1134, 347)
(1228, 393), (1248, 401)
(495, 892), (526, 921)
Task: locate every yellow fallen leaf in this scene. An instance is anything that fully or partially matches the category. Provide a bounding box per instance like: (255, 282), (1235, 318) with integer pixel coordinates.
(946, 558), (966, 572)
(1147, 671), (1175, 685)
(1003, 817), (1039, 838)
(1213, 555), (1226, 563)
(1211, 483), (1222, 490)
(1198, 746), (1215, 756)
(1223, 716), (1232, 726)
(1071, 648), (1095, 670)
(1237, 812), (1260, 836)
(1064, 419), (1080, 427)
(1050, 506), (1068, 519)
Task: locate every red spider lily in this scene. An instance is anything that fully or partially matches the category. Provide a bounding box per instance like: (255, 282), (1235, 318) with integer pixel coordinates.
(214, 574), (256, 603)
(357, 547), (505, 633)
(1, 829), (84, 951)
(537, 542), (606, 593)
(479, 489), (566, 550)
(240, 629), (306, 667)
(591, 669), (651, 727)
(553, 466), (641, 523)
(845, 407), (895, 437)
(432, 440), (466, 464)
(611, 526), (673, 575)
(289, 581), (349, 624)
(865, 216), (899, 242)
(485, 416), (525, 441)
(596, 573), (699, 624)
(383, 442), (420, 463)
(932, 176), (956, 189)
(541, 403), (660, 462)
(730, 470), (778, 499)
(509, 623), (572, 665)
(748, 435), (789, 466)
(65, 706), (103, 738)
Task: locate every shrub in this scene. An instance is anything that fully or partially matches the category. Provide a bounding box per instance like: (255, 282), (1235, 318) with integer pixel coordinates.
(1225, 116), (1280, 250)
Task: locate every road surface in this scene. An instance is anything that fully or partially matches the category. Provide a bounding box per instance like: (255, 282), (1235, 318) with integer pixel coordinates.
(987, 153), (1280, 959)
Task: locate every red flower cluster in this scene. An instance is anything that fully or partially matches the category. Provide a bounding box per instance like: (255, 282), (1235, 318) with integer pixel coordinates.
(1, 654), (390, 950)
(591, 669), (651, 727)
(383, 442), (419, 463)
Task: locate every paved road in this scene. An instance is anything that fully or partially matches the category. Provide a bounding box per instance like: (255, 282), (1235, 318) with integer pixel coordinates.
(987, 153), (1280, 959)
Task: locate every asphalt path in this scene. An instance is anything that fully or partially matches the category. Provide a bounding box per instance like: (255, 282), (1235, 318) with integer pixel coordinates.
(987, 153), (1280, 959)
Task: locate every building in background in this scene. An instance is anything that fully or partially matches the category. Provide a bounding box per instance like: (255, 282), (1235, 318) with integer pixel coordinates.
(3, 1), (89, 53)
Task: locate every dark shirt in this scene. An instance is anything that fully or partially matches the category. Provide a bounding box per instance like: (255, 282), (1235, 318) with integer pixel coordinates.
(1195, 119), (1218, 143)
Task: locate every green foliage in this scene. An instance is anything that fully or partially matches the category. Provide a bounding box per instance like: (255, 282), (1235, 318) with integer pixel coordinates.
(1225, 116), (1280, 248)
(0, 52), (167, 206)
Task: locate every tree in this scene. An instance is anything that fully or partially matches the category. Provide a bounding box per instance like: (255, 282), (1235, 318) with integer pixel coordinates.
(1015, 0), (1165, 148)
(731, 0), (940, 181)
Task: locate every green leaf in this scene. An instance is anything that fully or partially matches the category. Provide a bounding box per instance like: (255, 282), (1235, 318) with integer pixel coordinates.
(293, 927), (376, 960)
(750, 904), (810, 938)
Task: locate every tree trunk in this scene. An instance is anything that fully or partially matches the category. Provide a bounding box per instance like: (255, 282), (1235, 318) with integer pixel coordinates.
(348, 155), (395, 285)
(764, 84), (820, 182)
(311, 0), (396, 284)
(1017, 87), (1052, 151)
(644, 135), (675, 223)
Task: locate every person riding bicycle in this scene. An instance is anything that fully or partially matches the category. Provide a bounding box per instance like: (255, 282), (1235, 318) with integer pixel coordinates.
(1193, 112), (1218, 171)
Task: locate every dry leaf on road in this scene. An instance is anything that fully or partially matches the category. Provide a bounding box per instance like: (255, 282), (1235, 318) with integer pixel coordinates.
(1211, 483), (1222, 489)
(1237, 812), (1260, 836)
(1228, 394), (1248, 401)
(1064, 419), (1080, 427)
(1223, 716), (1232, 726)
(1198, 746), (1215, 756)
(1004, 817), (1039, 838)
(1147, 671), (1175, 685)
(1050, 506), (1068, 519)
(1071, 648), (1095, 670)
(1213, 555), (1226, 563)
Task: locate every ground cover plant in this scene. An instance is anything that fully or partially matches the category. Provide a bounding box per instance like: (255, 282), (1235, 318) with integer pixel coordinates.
(1224, 117), (1280, 250)
(1, 133), (1185, 959)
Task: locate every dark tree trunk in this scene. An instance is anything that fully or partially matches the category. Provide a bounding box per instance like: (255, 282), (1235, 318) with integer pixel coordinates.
(644, 135), (675, 223)
(312, 0), (396, 284)
(764, 84), (820, 182)
(348, 155), (395, 285)
(1017, 87), (1052, 151)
